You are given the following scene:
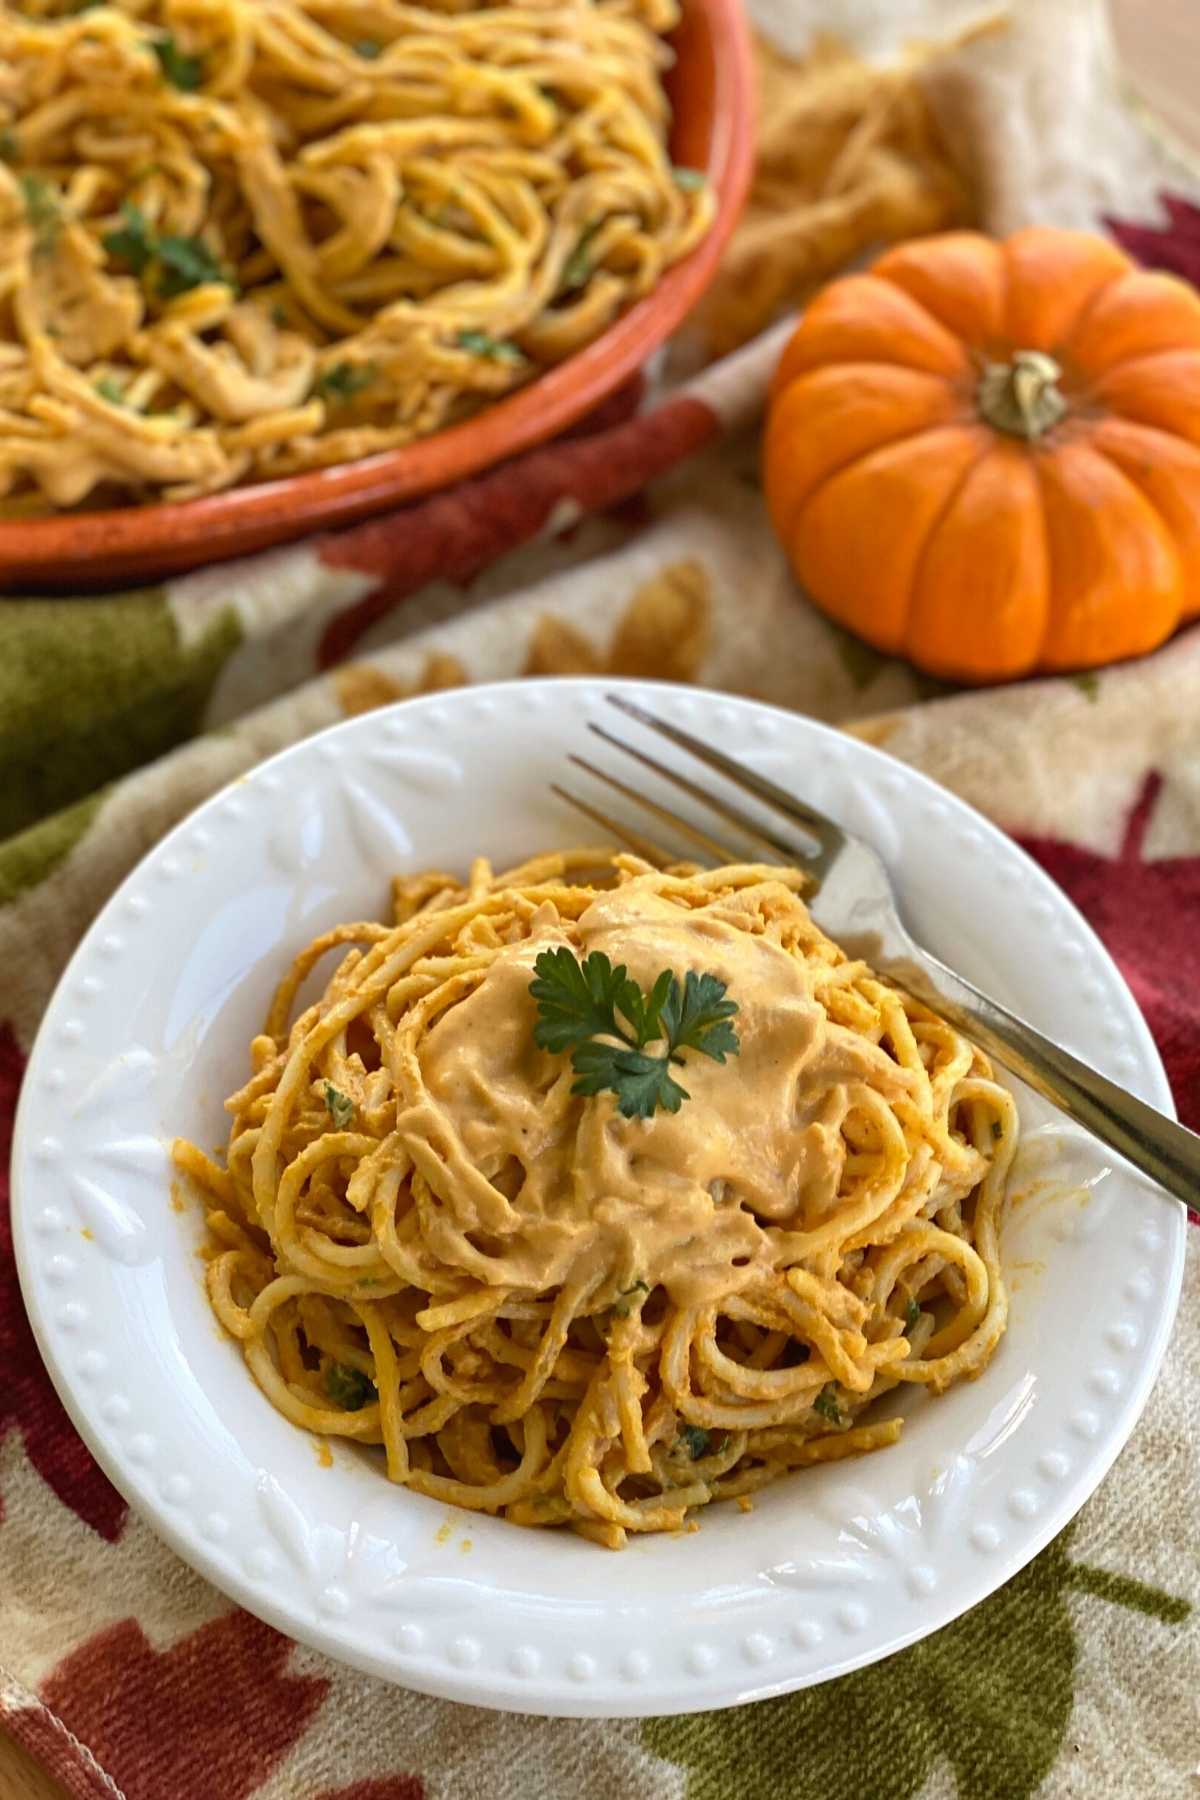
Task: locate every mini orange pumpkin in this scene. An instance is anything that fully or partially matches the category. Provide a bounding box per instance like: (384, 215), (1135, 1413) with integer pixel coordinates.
(764, 226), (1200, 682)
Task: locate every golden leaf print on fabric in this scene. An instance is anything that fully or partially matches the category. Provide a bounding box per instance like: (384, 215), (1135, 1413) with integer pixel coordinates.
(335, 653), (466, 718)
(689, 33), (975, 357)
(525, 560), (711, 683)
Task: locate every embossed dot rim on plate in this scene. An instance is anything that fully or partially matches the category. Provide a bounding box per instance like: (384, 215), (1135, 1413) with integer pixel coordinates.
(12, 679), (1186, 1717)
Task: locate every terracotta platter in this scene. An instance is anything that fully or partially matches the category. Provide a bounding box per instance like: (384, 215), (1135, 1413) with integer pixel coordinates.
(0, 0), (754, 593)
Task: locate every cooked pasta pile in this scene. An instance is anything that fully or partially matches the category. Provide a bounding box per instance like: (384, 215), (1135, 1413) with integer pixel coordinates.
(174, 850), (1016, 1549)
(0, 0), (712, 510)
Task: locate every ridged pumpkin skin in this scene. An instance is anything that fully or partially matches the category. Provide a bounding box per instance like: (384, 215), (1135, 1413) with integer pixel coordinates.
(764, 227), (1200, 681)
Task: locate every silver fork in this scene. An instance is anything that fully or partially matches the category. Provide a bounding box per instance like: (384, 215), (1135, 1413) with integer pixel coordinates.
(552, 691), (1200, 1221)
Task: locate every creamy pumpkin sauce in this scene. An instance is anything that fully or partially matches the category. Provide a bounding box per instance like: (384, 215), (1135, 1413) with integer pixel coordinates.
(402, 880), (909, 1311)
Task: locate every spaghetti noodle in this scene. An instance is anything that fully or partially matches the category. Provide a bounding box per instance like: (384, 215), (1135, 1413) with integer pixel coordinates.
(0, 0), (711, 510)
(174, 850), (1016, 1549)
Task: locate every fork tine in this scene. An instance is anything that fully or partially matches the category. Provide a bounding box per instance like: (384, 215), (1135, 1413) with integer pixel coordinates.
(568, 753), (739, 864)
(605, 693), (843, 850)
(549, 783), (671, 866)
(587, 722), (804, 864)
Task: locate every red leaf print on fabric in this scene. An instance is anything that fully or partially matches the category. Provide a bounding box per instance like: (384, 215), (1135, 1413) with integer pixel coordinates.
(1106, 191), (1200, 283)
(317, 392), (718, 667)
(0, 1021), (127, 1538)
(315, 1780), (425, 1800)
(1019, 773), (1200, 1135)
(27, 1611), (329, 1800)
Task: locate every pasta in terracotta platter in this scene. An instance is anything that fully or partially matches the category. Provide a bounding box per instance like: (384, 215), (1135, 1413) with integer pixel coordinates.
(0, 0), (712, 510)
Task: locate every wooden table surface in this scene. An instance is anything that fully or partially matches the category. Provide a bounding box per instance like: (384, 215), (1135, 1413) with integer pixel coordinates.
(0, 4), (1195, 1798)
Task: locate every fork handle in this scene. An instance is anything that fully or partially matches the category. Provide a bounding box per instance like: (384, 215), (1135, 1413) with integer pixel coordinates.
(883, 943), (1200, 1221)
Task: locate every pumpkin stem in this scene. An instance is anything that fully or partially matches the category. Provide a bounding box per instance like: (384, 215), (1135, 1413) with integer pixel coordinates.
(977, 350), (1067, 440)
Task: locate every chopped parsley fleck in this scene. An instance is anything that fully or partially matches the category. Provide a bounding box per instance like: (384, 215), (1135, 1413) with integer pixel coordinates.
(905, 1296), (920, 1331)
(313, 360), (377, 402)
(814, 1384), (843, 1427)
(0, 128), (17, 164)
(324, 1362), (376, 1410)
(353, 37), (382, 58)
(679, 1424), (710, 1459)
(94, 377), (127, 406)
(455, 329), (523, 365)
(611, 1278), (649, 1317)
(671, 165), (706, 191)
(102, 203), (155, 276)
(102, 202), (232, 298)
(150, 33), (205, 92)
(562, 219), (603, 291)
(323, 1082), (355, 1129)
(20, 175), (62, 255)
(155, 231), (227, 297)
(991, 1119), (1003, 1139)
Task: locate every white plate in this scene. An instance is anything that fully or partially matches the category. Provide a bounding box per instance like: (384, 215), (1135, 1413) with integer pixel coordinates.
(13, 679), (1186, 1718)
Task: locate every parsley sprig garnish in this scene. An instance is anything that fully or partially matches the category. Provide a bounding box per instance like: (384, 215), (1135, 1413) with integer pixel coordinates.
(529, 948), (739, 1120)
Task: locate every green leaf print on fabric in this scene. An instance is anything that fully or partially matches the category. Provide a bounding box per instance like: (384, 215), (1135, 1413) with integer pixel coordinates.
(828, 622), (890, 692)
(0, 590), (240, 839)
(0, 788), (106, 907)
(643, 1525), (1190, 1800)
(910, 668), (963, 704)
(825, 621), (961, 704)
